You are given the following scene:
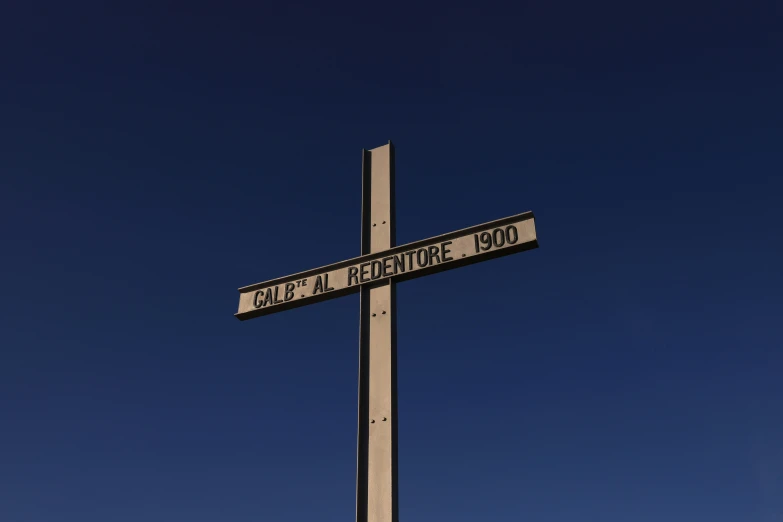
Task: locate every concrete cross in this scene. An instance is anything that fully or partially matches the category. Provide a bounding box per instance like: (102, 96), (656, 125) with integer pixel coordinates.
(235, 141), (538, 522)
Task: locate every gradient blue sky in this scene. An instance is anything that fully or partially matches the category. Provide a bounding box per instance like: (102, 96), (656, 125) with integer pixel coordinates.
(2, 2), (782, 521)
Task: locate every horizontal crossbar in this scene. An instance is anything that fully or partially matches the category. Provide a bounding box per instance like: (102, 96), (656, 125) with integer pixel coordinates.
(236, 211), (537, 320)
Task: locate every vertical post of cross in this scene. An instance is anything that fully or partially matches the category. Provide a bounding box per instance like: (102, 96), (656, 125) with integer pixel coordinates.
(356, 141), (398, 522)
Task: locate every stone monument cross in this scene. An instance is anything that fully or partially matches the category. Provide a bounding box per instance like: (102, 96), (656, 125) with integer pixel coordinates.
(236, 141), (538, 522)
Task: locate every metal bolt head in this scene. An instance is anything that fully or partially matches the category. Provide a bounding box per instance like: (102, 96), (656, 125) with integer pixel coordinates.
(382, 417), (387, 421)
(371, 419), (375, 423)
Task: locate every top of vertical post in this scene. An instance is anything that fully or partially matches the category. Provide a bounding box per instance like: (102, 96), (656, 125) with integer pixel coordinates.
(361, 142), (396, 256)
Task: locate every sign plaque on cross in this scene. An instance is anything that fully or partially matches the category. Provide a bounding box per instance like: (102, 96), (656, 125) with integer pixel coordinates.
(236, 142), (538, 522)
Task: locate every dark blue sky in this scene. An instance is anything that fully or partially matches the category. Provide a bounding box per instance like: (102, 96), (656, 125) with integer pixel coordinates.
(2, 2), (782, 521)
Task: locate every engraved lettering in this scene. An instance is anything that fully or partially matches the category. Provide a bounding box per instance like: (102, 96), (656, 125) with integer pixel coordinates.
(506, 225), (518, 244)
(393, 254), (405, 274)
(348, 266), (359, 286)
(479, 231), (492, 251)
(360, 262), (370, 283)
(312, 275), (324, 295)
(441, 241), (453, 261)
(382, 256), (394, 277)
(493, 228), (505, 247)
(371, 260), (382, 280)
(416, 248), (429, 268)
(284, 283), (295, 301)
(405, 251), (415, 271)
(428, 245), (441, 264)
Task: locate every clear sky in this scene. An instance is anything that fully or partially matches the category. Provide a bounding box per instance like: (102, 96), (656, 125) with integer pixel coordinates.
(2, 2), (781, 521)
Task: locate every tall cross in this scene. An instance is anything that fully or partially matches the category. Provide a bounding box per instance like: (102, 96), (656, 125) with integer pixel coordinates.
(236, 141), (538, 522)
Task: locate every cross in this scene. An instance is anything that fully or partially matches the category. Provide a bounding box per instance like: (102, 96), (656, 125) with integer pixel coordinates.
(236, 141), (538, 522)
